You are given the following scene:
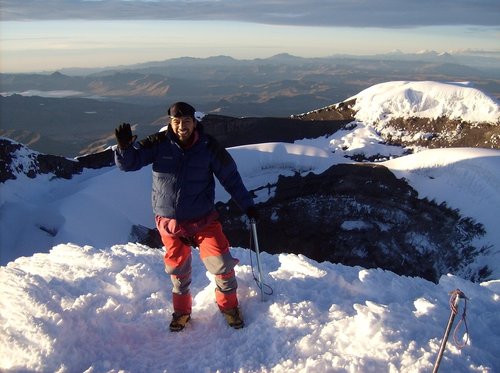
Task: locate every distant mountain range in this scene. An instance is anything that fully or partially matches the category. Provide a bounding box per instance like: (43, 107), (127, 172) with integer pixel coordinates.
(1, 53), (500, 157)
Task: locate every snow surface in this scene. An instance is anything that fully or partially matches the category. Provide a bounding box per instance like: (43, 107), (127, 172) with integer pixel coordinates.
(1, 81), (500, 372)
(0, 90), (94, 99)
(351, 81), (500, 125)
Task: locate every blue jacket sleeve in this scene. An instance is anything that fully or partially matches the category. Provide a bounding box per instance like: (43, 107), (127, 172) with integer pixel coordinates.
(114, 141), (157, 171)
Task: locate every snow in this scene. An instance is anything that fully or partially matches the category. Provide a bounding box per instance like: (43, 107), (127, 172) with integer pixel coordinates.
(383, 147), (500, 274)
(2, 244), (499, 372)
(1, 90), (85, 98)
(1, 81), (500, 372)
(351, 81), (500, 125)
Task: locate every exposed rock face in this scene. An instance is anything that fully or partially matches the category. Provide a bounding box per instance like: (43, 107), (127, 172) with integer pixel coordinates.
(201, 114), (350, 148)
(291, 99), (357, 122)
(0, 137), (114, 183)
(382, 117), (500, 149)
(294, 98), (500, 150)
(216, 163), (490, 283)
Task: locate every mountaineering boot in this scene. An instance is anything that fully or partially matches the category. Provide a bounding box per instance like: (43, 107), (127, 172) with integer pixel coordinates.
(170, 292), (192, 332)
(221, 307), (244, 329)
(169, 313), (191, 332)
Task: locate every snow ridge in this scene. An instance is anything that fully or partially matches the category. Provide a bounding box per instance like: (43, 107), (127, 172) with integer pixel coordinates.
(352, 81), (500, 125)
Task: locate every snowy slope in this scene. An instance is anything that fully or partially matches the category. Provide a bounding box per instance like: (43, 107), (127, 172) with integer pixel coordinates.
(1, 81), (500, 372)
(351, 81), (499, 125)
(2, 243), (499, 372)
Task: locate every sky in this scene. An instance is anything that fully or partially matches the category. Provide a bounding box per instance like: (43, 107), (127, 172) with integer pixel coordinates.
(0, 0), (499, 73)
(1, 81), (500, 372)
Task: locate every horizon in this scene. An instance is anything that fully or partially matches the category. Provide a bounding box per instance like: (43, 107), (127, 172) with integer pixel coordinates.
(1, 0), (499, 73)
(2, 47), (500, 76)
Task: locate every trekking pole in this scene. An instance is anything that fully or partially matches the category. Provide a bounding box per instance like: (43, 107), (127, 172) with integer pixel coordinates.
(250, 218), (265, 301)
(432, 289), (467, 373)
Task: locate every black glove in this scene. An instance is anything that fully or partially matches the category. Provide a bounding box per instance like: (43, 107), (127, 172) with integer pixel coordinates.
(115, 123), (136, 149)
(246, 205), (260, 221)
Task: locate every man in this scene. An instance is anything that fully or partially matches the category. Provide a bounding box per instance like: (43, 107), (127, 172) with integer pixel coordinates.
(114, 102), (258, 331)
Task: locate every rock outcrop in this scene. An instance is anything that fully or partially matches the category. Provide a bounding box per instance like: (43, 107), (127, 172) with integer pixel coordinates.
(0, 137), (114, 183)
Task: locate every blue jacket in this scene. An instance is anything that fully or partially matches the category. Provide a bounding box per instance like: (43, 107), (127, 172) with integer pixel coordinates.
(114, 124), (254, 221)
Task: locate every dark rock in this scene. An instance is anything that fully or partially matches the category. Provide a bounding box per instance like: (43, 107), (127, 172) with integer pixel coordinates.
(201, 114), (350, 148)
(0, 137), (115, 183)
(129, 162), (490, 283)
(217, 163), (490, 283)
(75, 148), (115, 169)
(384, 116), (500, 149)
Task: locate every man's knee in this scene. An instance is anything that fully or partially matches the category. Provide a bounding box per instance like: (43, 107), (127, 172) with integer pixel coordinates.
(171, 272), (192, 294)
(215, 270), (238, 293)
(166, 256), (192, 294)
(202, 252), (239, 275)
(164, 253), (192, 276)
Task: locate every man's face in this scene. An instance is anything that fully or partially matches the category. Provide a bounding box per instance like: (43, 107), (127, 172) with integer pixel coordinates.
(170, 116), (196, 145)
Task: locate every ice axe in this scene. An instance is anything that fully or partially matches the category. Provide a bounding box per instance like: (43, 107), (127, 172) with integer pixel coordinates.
(250, 218), (272, 301)
(432, 289), (468, 373)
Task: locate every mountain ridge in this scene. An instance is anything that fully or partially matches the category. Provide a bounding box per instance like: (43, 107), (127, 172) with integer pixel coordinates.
(2, 54), (499, 158)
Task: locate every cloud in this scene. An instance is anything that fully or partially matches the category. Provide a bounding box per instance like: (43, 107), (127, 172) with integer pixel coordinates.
(1, 0), (499, 28)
